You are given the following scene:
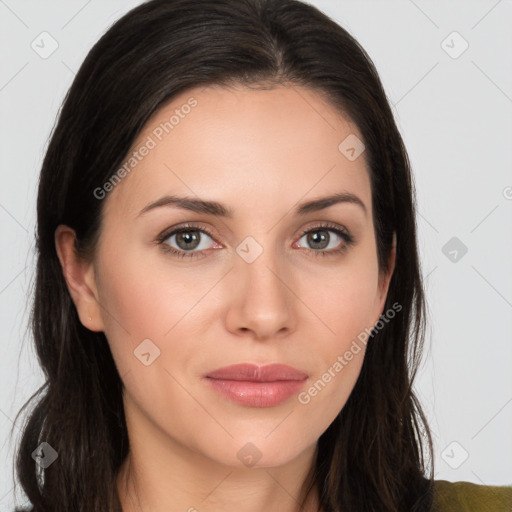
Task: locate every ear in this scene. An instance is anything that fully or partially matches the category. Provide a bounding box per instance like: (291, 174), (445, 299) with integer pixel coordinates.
(374, 232), (397, 322)
(54, 225), (104, 332)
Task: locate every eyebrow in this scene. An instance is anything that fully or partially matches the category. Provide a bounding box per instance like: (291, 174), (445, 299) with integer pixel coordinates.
(138, 191), (367, 218)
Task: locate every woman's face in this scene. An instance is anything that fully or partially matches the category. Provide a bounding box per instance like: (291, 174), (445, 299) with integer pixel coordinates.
(66, 84), (394, 470)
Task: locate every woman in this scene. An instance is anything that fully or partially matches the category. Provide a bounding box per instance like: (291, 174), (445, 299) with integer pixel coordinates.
(11, 0), (512, 510)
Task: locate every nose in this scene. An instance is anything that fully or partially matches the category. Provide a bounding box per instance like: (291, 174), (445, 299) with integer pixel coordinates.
(224, 244), (297, 341)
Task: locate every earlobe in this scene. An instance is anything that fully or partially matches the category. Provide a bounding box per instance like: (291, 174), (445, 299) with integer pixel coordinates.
(54, 225), (104, 332)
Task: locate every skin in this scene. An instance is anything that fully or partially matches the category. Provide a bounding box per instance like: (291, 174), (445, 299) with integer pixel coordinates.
(55, 83), (395, 512)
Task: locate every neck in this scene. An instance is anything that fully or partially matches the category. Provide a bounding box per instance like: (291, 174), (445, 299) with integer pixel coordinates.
(116, 437), (321, 512)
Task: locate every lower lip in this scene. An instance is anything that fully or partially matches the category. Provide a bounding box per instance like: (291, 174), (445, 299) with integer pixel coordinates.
(204, 378), (306, 407)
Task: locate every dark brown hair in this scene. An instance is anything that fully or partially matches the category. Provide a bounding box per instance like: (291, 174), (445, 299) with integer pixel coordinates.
(12, 0), (435, 510)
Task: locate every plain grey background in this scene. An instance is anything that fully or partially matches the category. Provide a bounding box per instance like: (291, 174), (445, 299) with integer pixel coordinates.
(1, 0), (511, 509)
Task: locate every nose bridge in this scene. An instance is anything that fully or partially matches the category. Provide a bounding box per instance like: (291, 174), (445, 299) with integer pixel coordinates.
(226, 232), (294, 338)
(235, 233), (287, 300)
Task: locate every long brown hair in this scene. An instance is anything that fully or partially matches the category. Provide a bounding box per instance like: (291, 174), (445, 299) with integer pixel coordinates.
(12, 0), (434, 510)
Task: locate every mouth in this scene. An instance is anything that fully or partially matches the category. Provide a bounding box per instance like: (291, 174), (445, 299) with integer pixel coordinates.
(203, 363), (308, 408)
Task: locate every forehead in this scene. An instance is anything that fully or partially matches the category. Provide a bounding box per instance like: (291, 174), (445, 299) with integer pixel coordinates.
(104, 83), (371, 220)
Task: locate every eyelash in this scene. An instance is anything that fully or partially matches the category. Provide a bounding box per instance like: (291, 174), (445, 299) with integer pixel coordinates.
(155, 222), (355, 260)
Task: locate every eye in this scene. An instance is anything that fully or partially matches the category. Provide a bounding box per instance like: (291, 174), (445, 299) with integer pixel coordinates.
(156, 222), (355, 259)
(295, 223), (355, 257)
(156, 224), (219, 259)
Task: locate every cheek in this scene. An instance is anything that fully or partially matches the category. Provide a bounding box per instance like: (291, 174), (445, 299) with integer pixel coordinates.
(305, 250), (380, 347)
(95, 244), (189, 368)
(295, 249), (379, 411)
(94, 247), (211, 426)
(94, 237), (227, 381)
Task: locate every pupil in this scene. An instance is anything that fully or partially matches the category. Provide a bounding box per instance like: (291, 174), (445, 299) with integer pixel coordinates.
(177, 230), (199, 250)
(309, 231), (328, 249)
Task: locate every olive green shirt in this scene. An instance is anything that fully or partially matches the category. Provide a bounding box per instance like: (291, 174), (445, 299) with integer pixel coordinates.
(433, 480), (512, 511)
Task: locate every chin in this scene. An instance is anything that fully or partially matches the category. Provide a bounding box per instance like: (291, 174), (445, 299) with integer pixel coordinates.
(206, 437), (312, 470)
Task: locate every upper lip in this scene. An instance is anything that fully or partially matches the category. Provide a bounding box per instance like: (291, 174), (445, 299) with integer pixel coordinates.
(205, 363), (308, 382)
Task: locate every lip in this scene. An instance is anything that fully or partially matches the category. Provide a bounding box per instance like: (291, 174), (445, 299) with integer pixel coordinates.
(204, 363), (308, 408)
(205, 363), (308, 381)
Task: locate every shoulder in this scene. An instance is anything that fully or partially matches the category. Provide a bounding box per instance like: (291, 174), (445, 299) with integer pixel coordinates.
(433, 479), (512, 511)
